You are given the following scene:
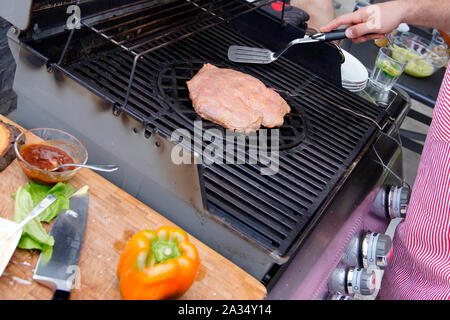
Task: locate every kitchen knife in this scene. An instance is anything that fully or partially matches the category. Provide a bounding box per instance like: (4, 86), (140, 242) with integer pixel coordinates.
(33, 186), (89, 300)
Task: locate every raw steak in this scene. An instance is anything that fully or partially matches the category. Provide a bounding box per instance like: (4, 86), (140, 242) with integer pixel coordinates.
(186, 63), (290, 133)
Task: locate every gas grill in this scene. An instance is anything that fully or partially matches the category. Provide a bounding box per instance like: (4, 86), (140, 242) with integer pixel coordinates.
(2, 0), (411, 299)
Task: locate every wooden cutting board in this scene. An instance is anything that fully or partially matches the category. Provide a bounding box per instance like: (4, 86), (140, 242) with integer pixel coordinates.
(0, 115), (266, 300)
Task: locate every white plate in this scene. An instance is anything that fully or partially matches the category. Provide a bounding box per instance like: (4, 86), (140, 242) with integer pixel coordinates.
(0, 218), (22, 277)
(345, 87), (366, 92)
(342, 79), (367, 85)
(343, 84), (367, 89)
(348, 88), (365, 93)
(343, 78), (367, 87)
(345, 85), (367, 92)
(343, 81), (367, 87)
(343, 84), (366, 90)
(341, 49), (369, 84)
(342, 77), (367, 83)
(343, 81), (367, 92)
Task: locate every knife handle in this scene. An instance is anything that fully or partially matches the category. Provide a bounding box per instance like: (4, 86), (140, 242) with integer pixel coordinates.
(53, 290), (71, 300)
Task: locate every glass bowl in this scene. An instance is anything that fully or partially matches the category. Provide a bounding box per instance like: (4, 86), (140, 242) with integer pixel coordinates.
(389, 32), (448, 78)
(14, 128), (88, 184)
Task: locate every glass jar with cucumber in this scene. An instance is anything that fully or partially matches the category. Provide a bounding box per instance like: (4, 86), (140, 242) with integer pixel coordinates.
(370, 47), (406, 91)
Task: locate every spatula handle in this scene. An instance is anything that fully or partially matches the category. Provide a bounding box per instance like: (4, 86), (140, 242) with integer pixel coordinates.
(312, 29), (348, 42)
(314, 29), (381, 42)
(323, 29), (348, 41)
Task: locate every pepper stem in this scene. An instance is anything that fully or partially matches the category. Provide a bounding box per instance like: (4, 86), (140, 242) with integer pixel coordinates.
(152, 240), (181, 263)
(163, 247), (172, 256)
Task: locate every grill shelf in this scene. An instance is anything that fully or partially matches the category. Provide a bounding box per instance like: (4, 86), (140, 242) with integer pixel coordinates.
(51, 0), (389, 257)
(77, 0), (276, 110)
(82, 0), (275, 55)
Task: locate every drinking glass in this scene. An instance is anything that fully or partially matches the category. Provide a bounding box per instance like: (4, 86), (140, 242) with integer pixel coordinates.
(431, 29), (447, 48)
(369, 47), (406, 91)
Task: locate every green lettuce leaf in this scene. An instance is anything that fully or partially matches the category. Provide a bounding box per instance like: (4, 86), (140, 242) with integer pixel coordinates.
(13, 182), (76, 257)
(24, 182), (76, 222)
(13, 187), (55, 254)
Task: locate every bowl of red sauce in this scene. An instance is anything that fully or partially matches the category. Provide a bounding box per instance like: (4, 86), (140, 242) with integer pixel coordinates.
(14, 128), (88, 184)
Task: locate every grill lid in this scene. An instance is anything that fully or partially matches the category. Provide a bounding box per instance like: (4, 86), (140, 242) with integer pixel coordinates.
(0, 0), (33, 30)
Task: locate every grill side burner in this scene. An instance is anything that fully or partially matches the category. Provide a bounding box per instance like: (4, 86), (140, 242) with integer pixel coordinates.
(5, 0), (410, 293)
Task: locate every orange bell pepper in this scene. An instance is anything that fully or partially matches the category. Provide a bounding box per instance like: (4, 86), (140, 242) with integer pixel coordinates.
(117, 226), (199, 300)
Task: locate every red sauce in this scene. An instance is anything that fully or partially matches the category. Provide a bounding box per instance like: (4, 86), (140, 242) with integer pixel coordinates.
(20, 144), (74, 172)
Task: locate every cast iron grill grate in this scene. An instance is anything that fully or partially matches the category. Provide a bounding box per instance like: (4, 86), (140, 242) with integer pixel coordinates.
(65, 13), (386, 257)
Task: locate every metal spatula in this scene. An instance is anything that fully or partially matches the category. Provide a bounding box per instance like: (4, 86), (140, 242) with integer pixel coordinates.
(228, 29), (347, 64)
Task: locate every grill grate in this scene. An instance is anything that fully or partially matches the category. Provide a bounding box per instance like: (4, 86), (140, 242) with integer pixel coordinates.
(64, 12), (387, 257)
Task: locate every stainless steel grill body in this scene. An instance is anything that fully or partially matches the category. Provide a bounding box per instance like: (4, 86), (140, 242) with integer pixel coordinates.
(4, 0), (410, 296)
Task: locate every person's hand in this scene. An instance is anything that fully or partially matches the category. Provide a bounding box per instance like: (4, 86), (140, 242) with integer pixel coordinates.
(320, 1), (409, 43)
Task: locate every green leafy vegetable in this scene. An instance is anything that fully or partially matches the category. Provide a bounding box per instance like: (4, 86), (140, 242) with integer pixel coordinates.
(13, 182), (75, 257)
(13, 187), (54, 256)
(24, 182), (75, 222)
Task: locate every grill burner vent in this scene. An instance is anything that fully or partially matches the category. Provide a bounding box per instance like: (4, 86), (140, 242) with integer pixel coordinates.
(157, 60), (308, 151)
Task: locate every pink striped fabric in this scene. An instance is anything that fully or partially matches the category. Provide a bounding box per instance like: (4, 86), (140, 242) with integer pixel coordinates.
(378, 66), (450, 300)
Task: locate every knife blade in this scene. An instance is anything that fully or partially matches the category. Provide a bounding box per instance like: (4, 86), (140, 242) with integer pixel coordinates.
(33, 187), (89, 300)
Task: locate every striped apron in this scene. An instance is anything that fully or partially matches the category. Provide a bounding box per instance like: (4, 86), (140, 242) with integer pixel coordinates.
(379, 66), (450, 299)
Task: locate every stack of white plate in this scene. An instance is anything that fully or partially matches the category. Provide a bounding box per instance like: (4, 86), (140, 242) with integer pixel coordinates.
(341, 49), (369, 93)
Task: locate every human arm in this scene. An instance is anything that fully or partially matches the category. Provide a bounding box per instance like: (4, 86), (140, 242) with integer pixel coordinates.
(320, 0), (450, 43)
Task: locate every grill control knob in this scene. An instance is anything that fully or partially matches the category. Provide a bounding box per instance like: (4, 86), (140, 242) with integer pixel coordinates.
(328, 267), (376, 296)
(342, 235), (362, 267)
(387, 186), (410, 219)
(372, 186), (410, 219)
(328, 267), (347, 294)
(361, 232), (393, 269)
(347, 268), (376, 296)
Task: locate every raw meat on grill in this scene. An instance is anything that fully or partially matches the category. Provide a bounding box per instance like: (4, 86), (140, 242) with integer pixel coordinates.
(186, 63), (291, 133)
